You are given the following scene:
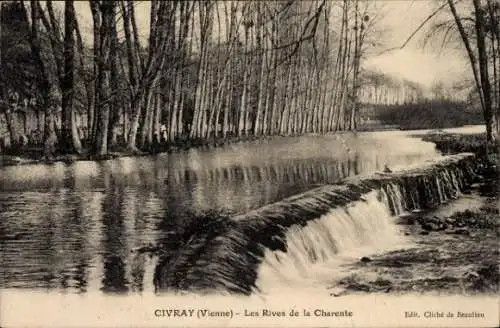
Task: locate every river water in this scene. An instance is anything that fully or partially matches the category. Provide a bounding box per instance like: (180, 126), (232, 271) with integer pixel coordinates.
(0, 126), (487, 294)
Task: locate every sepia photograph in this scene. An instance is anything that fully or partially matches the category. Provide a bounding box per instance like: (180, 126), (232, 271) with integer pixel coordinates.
(0, 0), (498, 327)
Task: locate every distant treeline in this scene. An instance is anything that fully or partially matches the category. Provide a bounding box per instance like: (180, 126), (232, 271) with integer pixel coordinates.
(364, 100), (484, 130)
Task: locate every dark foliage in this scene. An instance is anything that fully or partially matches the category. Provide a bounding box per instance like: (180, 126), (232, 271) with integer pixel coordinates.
(367, 100), (484, 130)
(0, 2), (43, 103)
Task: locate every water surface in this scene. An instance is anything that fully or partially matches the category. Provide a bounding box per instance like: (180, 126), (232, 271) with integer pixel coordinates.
(0, 128), (477, 293)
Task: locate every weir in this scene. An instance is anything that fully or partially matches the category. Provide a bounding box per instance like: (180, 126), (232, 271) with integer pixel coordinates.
(154, 153), (477, 295)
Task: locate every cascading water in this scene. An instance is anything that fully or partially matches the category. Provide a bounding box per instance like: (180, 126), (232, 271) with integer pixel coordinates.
(255, 189), (410, 293)
(382, 183), (406, 215)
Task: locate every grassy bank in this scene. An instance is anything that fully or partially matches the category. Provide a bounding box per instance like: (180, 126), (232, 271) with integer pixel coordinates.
(422, 132), (498, 158)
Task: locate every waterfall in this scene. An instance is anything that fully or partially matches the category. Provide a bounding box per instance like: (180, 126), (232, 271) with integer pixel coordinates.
(153, 153), (477, 295)
(256, 190), (407, 293)
(382, 183), (406, 215)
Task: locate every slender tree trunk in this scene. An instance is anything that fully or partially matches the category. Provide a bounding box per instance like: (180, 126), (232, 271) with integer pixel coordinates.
(254, 4), (266, 136)
(89, 1), (101, 142)
(238, 23), (250, 137)
(122, 0), (140, 149)
(93, 0), (115, 156)
(473, 0), (495, 142)
(153, 93), (161, 143)
(107, 10), (120, 149)
(170, 68), (180, 141)
(350, 0), (361, 131)
(61, 0), (77, 153)
(269, 13), (279, 135)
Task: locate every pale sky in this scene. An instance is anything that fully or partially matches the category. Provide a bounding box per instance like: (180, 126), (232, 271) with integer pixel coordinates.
(71, 0), (471, 89)
(363, 0), (470, 87)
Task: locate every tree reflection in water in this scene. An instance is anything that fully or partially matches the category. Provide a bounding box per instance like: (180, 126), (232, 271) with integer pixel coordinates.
(0, 133), (441, 292)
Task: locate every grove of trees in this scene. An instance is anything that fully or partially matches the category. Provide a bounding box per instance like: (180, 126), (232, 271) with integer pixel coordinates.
(358, 70), (426, 105)
(0, 0), (376, 157)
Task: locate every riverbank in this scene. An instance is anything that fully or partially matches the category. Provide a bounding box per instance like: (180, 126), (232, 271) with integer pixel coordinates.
(2, 129), (496, 168)
(422, 132), (499, 159)
(0, 134), (269, 167)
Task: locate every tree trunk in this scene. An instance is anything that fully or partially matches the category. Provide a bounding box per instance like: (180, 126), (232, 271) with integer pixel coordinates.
(350, 0), (361, 131)
(127, 95), (144, 150)
(4, 108), (19, 148)
(238, 22), (250, 137)
(473, 0), (495, 142)
(93, 0), (115, 156)
(61, 0), (82, 154)
(74, 17), (93, 144)
(254, 4), (266, 136)
(89, 1), (101, 141)
(138, 86), (154, 149)
(107, 8), (120, 150)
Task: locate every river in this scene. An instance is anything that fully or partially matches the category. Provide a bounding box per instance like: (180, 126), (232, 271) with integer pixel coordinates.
(0, 125), (489, 294)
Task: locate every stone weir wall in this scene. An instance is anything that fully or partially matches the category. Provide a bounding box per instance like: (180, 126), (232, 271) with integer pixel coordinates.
(153, 153), (478, 295)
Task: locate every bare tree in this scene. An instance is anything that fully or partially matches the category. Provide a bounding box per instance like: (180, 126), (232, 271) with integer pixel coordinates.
(446, 0), (498, 141)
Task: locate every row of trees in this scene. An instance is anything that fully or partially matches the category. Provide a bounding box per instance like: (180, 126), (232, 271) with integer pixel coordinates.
(0, 0), (376, 157)
(358, 70), (426, 105)
(358, 70), (474, 105)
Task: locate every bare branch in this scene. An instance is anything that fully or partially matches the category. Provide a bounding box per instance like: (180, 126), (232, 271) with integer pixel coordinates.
(376, 0), (453, 56)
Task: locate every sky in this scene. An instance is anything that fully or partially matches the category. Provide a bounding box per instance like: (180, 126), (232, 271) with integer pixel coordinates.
(71, 0), (471, 89)
(363, 0), (470, 88)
